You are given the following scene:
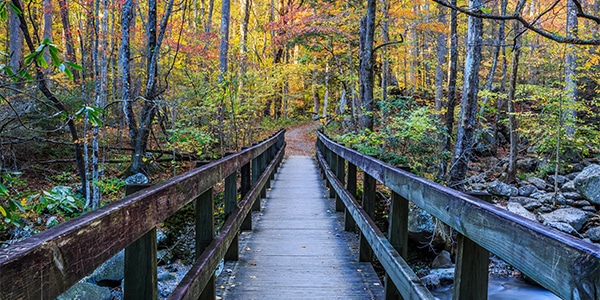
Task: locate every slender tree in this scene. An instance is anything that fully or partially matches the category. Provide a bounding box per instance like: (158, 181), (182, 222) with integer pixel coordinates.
(358, 0), (376, 130)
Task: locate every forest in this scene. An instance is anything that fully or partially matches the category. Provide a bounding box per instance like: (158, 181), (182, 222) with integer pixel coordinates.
(0, 0), (599, 243)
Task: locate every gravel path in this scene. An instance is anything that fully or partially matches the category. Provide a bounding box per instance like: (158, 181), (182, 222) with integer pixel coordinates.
(284, 121), (319, 156)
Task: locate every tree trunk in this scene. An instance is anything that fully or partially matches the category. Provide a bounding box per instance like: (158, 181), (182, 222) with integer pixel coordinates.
(219, 0), (231, 83)
(434, 4), (447, 118)
(448, 0), (484, 190)
(358, 0), (376, 130)
(443, 0), (458, 153)
(380, 0), (390, 117)
(565, 0), (578, 136)
(238, 0), (251, 100)
(322, 64), (329, 118)
(57, 0), (80, 83)
(9, 0), (24, 82)
(505, 20), (522, 184)
(312, 59), (320, 116)
(42, 0), (52, 71)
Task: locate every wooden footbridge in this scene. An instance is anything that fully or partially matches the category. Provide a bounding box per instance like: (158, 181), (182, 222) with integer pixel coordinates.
(1, 129), (599, 300)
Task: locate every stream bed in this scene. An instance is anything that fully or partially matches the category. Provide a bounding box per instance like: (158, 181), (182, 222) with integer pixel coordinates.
(431, 276), (560, 300)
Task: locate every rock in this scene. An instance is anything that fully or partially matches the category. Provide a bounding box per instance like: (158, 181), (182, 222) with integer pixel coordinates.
(507, 202), (536, 221)
(539, 205), (554, 213)
(518, 185), (538, 197)
(527, 177), (548, 190)
(574, 200), (592, 207)
(429, 268), (455, 285)
(431, 250), (453, 269)
(125, 173), (149, 185)
(538, 193), (567, 205)
(582, 206), (597, 212)
(562, 192), (583, 200)
(548, 175), (568, 187)
(157, 249), (174, 265)
(538, 208), (592, 231)
(509, 196), (542, 211)
(566, 171), (581, 180)
(574, 164), (600, 205)
(487, 180), (518, 197)
(529, 191), (545, 199)
(517, 157), (539, 172)
(544, 221), (583, 237)
(420, 274), (440, 290)
(90, 251), (124, 283)
(56, 282), (111, 300)
(473, 128), (496, 157)
(585, 227), (600, 242)
(561, 181), (578, 193)
(408, 207), (437, 246)
(157, 230), (168, 246)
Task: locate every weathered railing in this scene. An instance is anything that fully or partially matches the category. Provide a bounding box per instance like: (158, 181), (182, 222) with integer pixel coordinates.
(316, 130), (600, 300)
(0, 129), (285, 300)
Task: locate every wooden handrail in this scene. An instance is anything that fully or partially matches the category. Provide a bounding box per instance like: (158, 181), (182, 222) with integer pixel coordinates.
(0, 129), (285, 300)
(316, 130), (600, 300)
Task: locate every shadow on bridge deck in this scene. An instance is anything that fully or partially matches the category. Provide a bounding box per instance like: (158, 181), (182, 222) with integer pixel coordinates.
(216, 156), (384, 299)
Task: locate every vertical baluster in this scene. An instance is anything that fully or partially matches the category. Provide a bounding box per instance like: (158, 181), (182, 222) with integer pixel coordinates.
(195, 188), (215, 300)
(251, 153), (261, 211)
(453, 193), (491, 300)
(385, 192), (409, 299)
(359, 173), (376, 262)
(335, 151), (345, 211)
(124, 184), (157, 300)
(240, 151), (252, 231)
(329, 150), (338, 199)
(224, 170), (239, 261)
(345, 163), (357, 231)
(260, 151), (268, 198)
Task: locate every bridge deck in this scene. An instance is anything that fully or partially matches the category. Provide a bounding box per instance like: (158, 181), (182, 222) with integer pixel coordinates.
(216, 156), (384, 299)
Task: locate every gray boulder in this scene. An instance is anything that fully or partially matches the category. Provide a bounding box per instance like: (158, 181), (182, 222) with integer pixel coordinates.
(89, 251), (124, 283)
(562, 192), (583, 200)
(517, 157), (539, 172)
(548, 175), (568, 187)
(408, 207), (437, 245)
(561, 180), (577, 193)
(431, 250), (453, 269)
(57, 282), (111, 300)
(487, 180), (518, 197)
(429, 268), (455, 285)
(125, 173), (149, 185)
(538, 193), (567, 205)
(574, 164), (600, 205)
(518, 185), (538, 197)
(538, 208), (591, 231)
(509, 196), (542, 211)
(507, 202), (536, 221)
(527, 177), (548, 190)
(420, 274), (440, 290)
(544, 221), (583, 237)
(585, 227), (600, 243)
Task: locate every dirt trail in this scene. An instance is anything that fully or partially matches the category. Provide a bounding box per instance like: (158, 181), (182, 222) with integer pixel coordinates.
(284, 121), (319, 156)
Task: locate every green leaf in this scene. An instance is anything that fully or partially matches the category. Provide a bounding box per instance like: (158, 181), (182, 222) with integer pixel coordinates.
(9, 199), (24, 213)
(0, 2), (7, 21)
(480, 7), (491, 14)
(0, 182), (7, 195)
(8, 2), (21, 15)
(64, 61), (83, 71)
(36, 54), (49, 69)
(24, 52), (36, 65)
(49, 46), (61, 67)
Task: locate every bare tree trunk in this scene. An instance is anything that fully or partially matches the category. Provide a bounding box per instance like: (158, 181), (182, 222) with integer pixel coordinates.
(312, 59), (320, 116)
(493, 0), (508, 153)
(9, 0), (24, 81)
(57, 0), (80, 83)
(43, 0), (52, 70)
(408, 4), (418, 93)
(322, 64), (329, 118)
(434, 4), (447, 118)
(219, 0), (231, 83)
(380, 0), (390, 116)
(238, 0), (251, 101)
(443, 0), (458, 154)
(358, 0), (376, 130)
(506, 20), (522, 184)
(448, 0), (484, 190)
(565, 0), (578, 136)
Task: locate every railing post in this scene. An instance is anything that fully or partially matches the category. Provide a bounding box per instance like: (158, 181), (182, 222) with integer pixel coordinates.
(345, 163), (357, 231)
(329, 150), (338, 199)
(241, 149), (252, 231)
(251, 152), (261, 211)
(385, 192), (409, 299)
(260, 151), (268, 198)
(224, 169), (239, 261)
(453, 193), (492, 300)
(195, 188), (215, 300)
(335, 151), (345, 212)
(359, 173), (376, 262)
(124, 184), (157, 300)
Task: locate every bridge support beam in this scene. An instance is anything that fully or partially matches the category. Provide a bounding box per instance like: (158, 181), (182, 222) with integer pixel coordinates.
(124, 184), (158, 300)
(224, 171), (239, 261)
(385, 192), (409, 299)
(344, 163), (357, 231)
(195, 188), (215, 300)
(241, 156), (252, 231)
(335, 150), (345, 212)
(359, 173), (376, 262)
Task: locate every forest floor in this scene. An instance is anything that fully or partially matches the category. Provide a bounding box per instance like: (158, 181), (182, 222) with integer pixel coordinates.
(283, 120), (319, 156)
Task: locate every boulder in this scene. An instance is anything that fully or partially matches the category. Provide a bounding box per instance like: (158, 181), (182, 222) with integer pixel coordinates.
(585, 227), (600, 243)
(408, 207), (437, 246)
(509, 196), (542, 211)
(527, 177), (548, 190)
(429, 268), (455, 285)
(538, 208), (591, 231)
(561, 180), (577, 193)
(420, 274), (440, 290)
(544, 221), (582, 237)
(518, 185), (538, 197)
(431, 250), (453, 269)
(574, 200), (592, 208)
(517, 157), (539, 172)
(56, 282), (111, 300)
(574, 164), (600, 205)
(562, 192), (583, 200)
(538, 193), (567, 205)
(507, 202), (536, 221)
(487, 180), (518, 197)
(582, 206), (597, 212)
(125, 173), (149, 185)
(89, 251), (124, 283)
(548, 175), (568, 187)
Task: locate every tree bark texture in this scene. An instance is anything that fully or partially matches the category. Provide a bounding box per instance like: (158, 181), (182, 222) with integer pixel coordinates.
(505, 20), (521, 184)
(358, 0), (376, 130)
(449, 0), (484, 190)
(57, 0), (80, 83)
(443, 0), (458, 154)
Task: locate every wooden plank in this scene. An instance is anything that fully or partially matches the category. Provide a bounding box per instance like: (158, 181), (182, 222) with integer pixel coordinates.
(124, 184), (157, 300)
(385, 192), (408, 300)
(335, 151), (345, 212)
(345, 163), (357, 231)
(217, 156), (384, 299)
(317, 131), (600, 300)
(316, 149), (435, 300)
(224, 172), (239, 261)
(453, 234), (489, 300)
(0, 130), (285, 300)
(240, 160), (252, 231)
(330, 151), (338, 199)
(195, 188), (215, 300)
(168, 142), (285, 300)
